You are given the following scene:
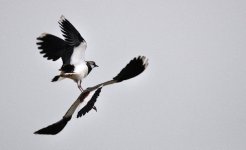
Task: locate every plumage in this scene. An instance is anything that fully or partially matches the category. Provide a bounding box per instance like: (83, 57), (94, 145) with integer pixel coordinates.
(34, 117), (71, 135)
(77, 87), (102, 118)
(86, 61), (98, 74)
(59, 64), (75, 73)
(36, 33), (72, 64)
(34, 56), (149, 135)
(113, 56), (148, 82)
(36, 15), (98, 91)
(59, 15), (85, 47)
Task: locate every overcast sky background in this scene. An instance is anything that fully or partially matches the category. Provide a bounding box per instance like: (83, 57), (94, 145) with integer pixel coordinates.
(0, 0), (246, 149)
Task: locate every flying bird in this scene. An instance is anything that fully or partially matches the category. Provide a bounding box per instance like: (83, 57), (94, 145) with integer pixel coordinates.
(34, 56), (149, 135)
(36, 15), (98, 92)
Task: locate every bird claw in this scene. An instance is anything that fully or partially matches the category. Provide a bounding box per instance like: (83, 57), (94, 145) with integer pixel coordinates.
(78, 85), (83, 92)
(79, 88), (83, 92)
(93, 106), (97, 112)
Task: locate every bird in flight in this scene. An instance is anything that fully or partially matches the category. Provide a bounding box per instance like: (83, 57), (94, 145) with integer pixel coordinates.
(34, 56), (149, 135)
(36, 15), (98, 92)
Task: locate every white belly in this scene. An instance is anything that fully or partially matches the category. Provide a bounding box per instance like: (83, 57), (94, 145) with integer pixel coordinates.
(61, 62), (88, 82)
(74, 63), (88, 79)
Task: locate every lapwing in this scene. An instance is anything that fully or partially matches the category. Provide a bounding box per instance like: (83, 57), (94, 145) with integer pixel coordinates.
(34, 56), (149, 135)
(37, 15), (98, 92)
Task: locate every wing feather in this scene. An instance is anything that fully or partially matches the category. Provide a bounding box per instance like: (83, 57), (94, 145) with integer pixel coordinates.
(58, 15), (86, 62)
(59, 15), (85, 47)
(36, 33), (73, 64)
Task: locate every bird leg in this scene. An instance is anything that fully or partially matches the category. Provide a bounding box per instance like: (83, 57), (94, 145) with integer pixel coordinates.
(77, 80), (83, 92)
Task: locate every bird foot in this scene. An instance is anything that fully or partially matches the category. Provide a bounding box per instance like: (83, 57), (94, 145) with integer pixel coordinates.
(93, 106), (97, 112)
(78, 86), (83, 92)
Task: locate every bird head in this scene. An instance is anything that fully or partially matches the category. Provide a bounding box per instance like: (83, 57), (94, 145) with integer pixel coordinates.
(86, 61), (98, 68)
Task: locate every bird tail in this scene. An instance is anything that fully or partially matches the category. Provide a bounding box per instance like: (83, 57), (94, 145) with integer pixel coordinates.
(51, 75), (64, 82)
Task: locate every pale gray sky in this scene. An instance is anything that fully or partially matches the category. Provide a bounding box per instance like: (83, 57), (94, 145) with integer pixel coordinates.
(0, 0), (246, 149)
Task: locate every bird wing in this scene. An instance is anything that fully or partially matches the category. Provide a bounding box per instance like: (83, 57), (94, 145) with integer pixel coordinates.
(34, 56), (149, 135)
(59, 15), (87, 62)
(77, 88), (102, 118)
(113, 56), (149, 82)
(36, 33), (73, 64)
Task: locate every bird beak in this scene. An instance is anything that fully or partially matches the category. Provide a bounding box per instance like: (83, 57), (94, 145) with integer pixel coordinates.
(95, 64), (99, 67)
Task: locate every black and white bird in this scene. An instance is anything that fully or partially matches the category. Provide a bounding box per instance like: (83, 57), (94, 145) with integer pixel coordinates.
(34, 56), (149, 135)
(36, 15), (98, 92)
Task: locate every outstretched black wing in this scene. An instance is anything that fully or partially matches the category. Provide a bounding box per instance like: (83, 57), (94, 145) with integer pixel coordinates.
(77, 87), (102, 118)
(34, 117), (71, 135)
(113, 56), (148, 82)
(34, 56), (148, 135)
(59, 15), (85, 47)
(34, 91), (90, 135)
(36, 33), (73, 64)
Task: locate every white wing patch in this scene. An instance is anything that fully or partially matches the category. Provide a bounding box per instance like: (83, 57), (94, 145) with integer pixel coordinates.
(70, 41), (87, 64)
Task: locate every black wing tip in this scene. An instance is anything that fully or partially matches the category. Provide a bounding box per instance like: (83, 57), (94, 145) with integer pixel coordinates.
(36, 33), (47, 46)
(136, 55), (149, 68)
(34, 117), (71, 135)
(51, 75), (60, 82)
(36, 33), (66, 61)
(58, 15), (67, 29)
(36, 33), (48, 40)
(58, 15), (69, 29)
(59, 15), (68, 23)
(58, 15), (85, 45)
(113, 56), (149, 82)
